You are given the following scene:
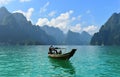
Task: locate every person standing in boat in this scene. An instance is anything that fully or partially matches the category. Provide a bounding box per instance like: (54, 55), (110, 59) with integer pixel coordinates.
(48, 45), (53, 54)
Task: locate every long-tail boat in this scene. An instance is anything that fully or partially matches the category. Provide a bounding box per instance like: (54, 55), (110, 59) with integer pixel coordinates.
(48, 49), (76, 60)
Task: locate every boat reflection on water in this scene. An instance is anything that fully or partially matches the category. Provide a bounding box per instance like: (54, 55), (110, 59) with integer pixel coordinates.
(49, 58), (76, 76)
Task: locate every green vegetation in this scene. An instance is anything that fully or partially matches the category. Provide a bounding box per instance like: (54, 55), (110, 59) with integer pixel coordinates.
(0, 7), (91, 45)
(91, 13), (120, 45)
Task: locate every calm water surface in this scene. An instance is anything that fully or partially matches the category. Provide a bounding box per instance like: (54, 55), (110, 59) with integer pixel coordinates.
(0, 46), (120, 77)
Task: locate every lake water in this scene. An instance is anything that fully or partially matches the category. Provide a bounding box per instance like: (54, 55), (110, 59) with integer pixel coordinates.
(0, 46), (120, 77)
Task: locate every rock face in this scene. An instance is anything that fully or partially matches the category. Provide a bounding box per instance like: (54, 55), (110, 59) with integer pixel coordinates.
(41, 25), (65, 44)
(91, 13), (120, 45)
(41, 26), (92, 45)
(0, 7), (92, 45)
(65, 30), (82, 45)
(0, 7), (56, 45)
(65, 30), (92, 45)
(80, 31), (92, 45)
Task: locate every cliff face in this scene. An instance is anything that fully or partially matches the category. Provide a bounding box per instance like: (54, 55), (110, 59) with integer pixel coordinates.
(0, 7), (92, 45)
(42, 26), (92, 45)
(0, 7), (56, 45)
(91, 13), (120, 45)
(41, 25), (65, 44)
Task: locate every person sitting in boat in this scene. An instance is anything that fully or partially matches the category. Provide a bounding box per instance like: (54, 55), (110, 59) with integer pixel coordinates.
(58, 50), (62, 54)
(54, 48), (58, 54)
(48, 45), (58, 54)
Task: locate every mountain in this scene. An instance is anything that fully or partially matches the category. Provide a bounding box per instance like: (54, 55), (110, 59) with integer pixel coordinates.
(41, 25), (65, 44)
(81, 31), (92, 44)
(0, 7), (56, 45)
(0, 7), (92, 45)
(65, 30), (83, 45)
(41, 25), (92, 45)
(91, 13), (120, 45)
(0, 7), (11, 24)
(65, 30), (92, 45)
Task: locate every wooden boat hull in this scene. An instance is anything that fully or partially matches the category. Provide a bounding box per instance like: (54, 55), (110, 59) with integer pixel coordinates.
(48, 49), (76, 60)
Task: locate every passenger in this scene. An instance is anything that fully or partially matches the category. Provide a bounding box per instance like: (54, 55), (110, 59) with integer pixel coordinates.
(48, 45), (59, 54)
(48, 45), (53, 54)
(54, 49), (58, 54)
(59, 50), (62, 54)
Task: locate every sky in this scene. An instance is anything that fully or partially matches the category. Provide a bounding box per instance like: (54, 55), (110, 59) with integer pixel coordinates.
(0, 0), (120, 35)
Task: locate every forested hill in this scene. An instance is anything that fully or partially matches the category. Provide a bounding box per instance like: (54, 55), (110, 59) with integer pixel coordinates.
(41, 26), (92, 45)
(0, 7), (55, 45)
(0, 7), (91, 45)
(91, 13), (120, 45)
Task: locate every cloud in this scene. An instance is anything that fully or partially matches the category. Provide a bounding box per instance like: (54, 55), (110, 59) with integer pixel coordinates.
(71, 17), (76, 21)
(36, 10), (99, 34)
(36, 18), (49, 26)
(0, 0), (13, 5)
(86, 10), (91, 14)
(26, 8), (34, 20)
(40, 2), (50, 13)
(48, 11), (56, 17)
(20, 0), (31, 2)
(13, 8), (34, 21)
(70, 24), (82, 32)
(83, 25), (99, 35)
(77, 15), (82, 21)
(36, 10), (73, 32)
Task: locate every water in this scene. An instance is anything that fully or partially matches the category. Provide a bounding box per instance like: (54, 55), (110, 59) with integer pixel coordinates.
(0, 46), (120, 77)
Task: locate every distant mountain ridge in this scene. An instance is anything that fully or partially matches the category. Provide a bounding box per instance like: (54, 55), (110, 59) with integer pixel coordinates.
(41, 25), (65, 44)
(91, 13), (120, 45)
(41, 26), (92, 45)
(0, 7), (92, 45)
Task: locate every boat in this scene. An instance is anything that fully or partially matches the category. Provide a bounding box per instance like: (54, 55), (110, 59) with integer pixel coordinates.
(48, 49), (77, 60)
